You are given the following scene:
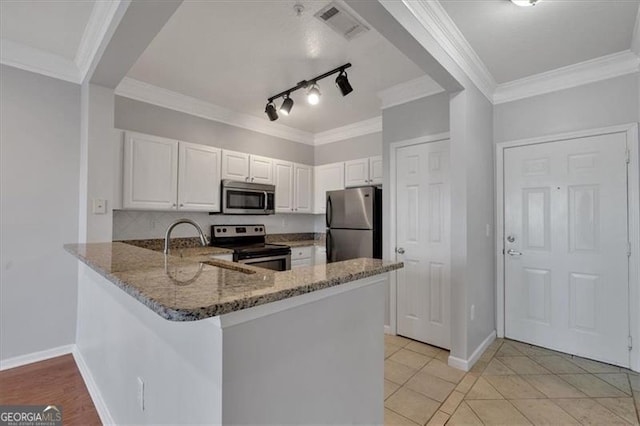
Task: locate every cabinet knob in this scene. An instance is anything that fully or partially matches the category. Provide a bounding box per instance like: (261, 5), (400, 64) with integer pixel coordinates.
(172, 203), (177, 207)
(179, 203), (184, 207)
(245, 177), (249, 181)
(251, 177), (255, 182)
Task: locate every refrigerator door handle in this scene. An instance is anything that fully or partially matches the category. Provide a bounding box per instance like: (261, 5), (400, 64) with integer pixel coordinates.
(326, 196), (333, 228)
(326, 230), (332, 263)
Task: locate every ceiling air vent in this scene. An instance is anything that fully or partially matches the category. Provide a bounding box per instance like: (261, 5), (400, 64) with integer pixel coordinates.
(314, 2), (369, 41)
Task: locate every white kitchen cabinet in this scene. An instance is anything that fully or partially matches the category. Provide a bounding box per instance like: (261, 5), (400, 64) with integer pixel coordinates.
(178, 142), (221, 212)
(369, 156), (383, 185)
(313, 162), (345, 214)
(123, 132), (179, 210)
(221, 150), (250, 181)
(344, 158), (370, 187)
(211, 253), (233, 262)
(344, 156), (383, 187)
(250, 154), (274, 184)
(294, 164), (313, 213)
(314, 245), (327, 265)
(221, 150), (273, 184)
(274, 161), (313, 213)
(291, 246), (314, 269)
(274, 160), (294, 213)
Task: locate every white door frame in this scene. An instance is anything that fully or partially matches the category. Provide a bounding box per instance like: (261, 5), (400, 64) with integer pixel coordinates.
(495, 123), (640, 371)
(388, 132), (450, 335)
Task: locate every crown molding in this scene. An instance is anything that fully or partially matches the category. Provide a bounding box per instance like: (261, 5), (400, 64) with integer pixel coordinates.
(75, 0), (124, 81)
(377, 75), (445, 109)
(314, 116), (382, 145)
(0, 39), (81, 83)
(116, 78), (315, 145)
(399, 0), (496, 102)
(494, 50), (640, 104)
(632, 6), (640, 55)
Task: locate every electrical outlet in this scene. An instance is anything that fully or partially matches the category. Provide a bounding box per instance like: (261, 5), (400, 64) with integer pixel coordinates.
(92, 199), (107, 215)
(470, 304), (475, 321)
(137, 377), (145, 411)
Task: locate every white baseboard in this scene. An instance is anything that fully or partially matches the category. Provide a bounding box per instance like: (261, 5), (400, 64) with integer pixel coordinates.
(0, 344), (74, 371)
(448, 330), (497, 371)
(72, 347), (114, 425)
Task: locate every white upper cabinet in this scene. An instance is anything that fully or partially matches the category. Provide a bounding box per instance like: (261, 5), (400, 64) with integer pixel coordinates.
(369, 156), (383, 185)
(221, 150), (273, 184)
(294, 164), (313, 213)
(123, 132), (178, 210)
(314, 162), (345, 214)
(249, 154), (274, 184)
(345, 156), (383, 187)
(344, 158), (370, 187)
(274, 159), (294, 213)
(221, 150), (250, 181)
(274, 161), (313, 213)
(178, 142), (221, 212)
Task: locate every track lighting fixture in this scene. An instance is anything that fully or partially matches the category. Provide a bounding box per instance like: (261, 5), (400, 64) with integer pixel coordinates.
(335, 71), (353, 96)
(511, 0), (540, 6)
(280, 95), (294, 116)
(264, 63), (352, 121)
(306, 84), (321, 105)
(265, 101), (278, 121)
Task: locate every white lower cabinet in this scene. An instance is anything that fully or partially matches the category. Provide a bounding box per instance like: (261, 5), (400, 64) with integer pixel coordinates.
(291, 246), (314, 269)
(314, 245), (327, 265)
(211, 253), (233, 262)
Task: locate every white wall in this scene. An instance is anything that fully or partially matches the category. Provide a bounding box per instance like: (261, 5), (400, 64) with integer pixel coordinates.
(314, 132), (382, 165)
(0, 65), (81, 361)
(113, 211), (319, 240)
(494, 73), (639, 143)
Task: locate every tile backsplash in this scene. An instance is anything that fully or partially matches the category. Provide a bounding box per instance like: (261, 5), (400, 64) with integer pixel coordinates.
(113, 210), (326, 240)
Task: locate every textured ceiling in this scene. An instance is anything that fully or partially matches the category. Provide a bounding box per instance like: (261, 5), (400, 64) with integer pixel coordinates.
(126, 1), (427, 133)
(0, 0), (94, 60)
(440, 0), (640, 83)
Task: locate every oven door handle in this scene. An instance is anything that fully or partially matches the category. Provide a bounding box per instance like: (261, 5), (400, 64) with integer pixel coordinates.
(237, 254), (290, 263)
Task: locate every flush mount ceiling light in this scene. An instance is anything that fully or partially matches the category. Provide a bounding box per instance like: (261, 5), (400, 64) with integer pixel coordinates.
(511, 0), (540, 6)
(264, 63), (352, 121)
(306, 84), (321, 105)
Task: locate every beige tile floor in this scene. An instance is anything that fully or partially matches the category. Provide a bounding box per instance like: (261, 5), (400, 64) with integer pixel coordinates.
(384, 335), (640, 425)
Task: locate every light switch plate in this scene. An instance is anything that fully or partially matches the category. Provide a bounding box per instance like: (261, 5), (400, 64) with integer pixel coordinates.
(92, 199), (107, 214)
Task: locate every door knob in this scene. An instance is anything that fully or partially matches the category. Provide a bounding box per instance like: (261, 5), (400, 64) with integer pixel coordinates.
(507, 249), (523, 257)
(396, 247), (405, 254)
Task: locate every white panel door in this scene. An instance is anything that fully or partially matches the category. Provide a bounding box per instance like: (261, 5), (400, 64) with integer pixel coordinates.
(221, 150), (250, 181)
(504, 133), (629, 367)
(294, 164), (313, 213)
(250, 155), (274, 184)
(369, 156), (383, 185)
(314, 162), (345, 214)
(123, 132), (178, 210)
(274, 160), (294, 213)
(396, 140), (451, 349)
(177, 142), (221, 212)
(345, 158), (369, 187)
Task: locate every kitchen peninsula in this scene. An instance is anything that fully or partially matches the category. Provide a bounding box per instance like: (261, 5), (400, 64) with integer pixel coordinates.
(66, 242), (402, 425)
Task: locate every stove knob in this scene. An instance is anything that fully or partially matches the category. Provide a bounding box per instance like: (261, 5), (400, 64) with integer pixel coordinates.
(223, 229), (227, 233)
(255, 227), (259, 232)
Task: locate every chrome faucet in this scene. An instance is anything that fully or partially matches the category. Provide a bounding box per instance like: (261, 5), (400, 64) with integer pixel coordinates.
(164, 218), (208, 255)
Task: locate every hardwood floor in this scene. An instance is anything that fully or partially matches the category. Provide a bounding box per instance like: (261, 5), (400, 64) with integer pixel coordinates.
(0, 354), (101, 425)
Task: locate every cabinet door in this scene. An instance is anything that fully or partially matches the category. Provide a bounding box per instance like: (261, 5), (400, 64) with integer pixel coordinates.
(123, 132), (178, 210)
(249, 155), (273, 184)
(313, 162), (345, 214)
(221, 150), (250, 181)
(369, 155), (383, 185)
(274, 160), (294, 213)
(178, 142), (221, 212)
(294, 164), (313, 213)
(344, 158), (370, 187)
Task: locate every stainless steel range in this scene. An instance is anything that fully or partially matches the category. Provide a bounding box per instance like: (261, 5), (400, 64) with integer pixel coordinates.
(210, 225), (291, 271)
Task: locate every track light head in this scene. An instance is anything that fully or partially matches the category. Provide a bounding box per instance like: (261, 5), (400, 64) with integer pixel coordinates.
(265, 102), (278, 121)
(307, 84), (321, 105)
(280, 96), (294, 116)
(335, 71), (353, 96)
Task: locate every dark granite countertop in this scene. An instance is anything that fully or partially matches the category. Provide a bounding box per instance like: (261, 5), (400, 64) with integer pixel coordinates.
(65, 242), (401, 322)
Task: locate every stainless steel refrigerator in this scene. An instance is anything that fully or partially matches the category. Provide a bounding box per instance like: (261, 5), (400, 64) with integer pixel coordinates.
(326, 186), (382, 263)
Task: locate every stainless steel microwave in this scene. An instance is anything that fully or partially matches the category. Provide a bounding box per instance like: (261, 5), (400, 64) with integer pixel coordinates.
(221, 180), (275, 215)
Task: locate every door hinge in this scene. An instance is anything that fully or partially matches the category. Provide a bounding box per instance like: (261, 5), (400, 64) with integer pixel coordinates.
(626, 148), (631, 164)
(627, 241), (632, 257)
(628, 335), (633, 351)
